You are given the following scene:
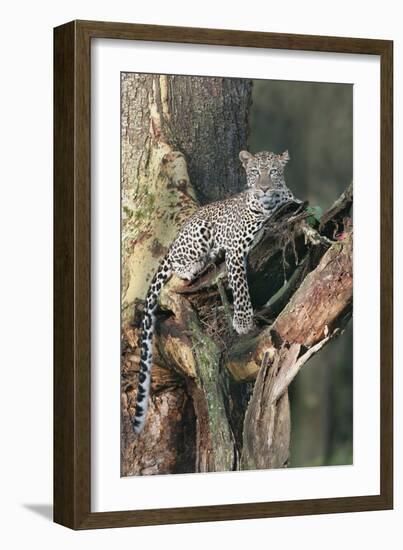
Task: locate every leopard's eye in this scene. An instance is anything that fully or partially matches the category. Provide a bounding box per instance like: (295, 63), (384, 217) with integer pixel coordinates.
(249, 168), (259, 176)
(270, 168), (278, 176)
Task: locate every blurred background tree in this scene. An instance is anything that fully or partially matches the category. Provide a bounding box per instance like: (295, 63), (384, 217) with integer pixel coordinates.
(249, 79), (353, 467)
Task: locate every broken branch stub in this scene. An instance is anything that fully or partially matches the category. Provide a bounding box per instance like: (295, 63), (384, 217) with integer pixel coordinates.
(240, 231), (352, 471)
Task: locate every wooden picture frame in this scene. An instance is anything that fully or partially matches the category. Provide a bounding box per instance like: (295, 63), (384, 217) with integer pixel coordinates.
(54, 20), (393, 529)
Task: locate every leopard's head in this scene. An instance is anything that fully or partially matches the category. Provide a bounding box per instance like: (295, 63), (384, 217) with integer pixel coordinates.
(239, 150), (299, 212)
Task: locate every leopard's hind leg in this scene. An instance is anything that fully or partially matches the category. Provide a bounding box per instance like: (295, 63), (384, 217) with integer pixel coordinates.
(170, 221), (213, 282)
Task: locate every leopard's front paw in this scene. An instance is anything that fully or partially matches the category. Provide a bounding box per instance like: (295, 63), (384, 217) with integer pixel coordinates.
(232, 313), (254, 335)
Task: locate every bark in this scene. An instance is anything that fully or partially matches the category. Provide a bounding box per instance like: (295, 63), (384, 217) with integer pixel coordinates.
(120, 73), (353, 476)
(121, 73), (251, 475)
(240, 232), (352, 469)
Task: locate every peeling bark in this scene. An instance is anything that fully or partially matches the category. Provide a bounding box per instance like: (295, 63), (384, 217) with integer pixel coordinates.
(121, 73), (251, 475)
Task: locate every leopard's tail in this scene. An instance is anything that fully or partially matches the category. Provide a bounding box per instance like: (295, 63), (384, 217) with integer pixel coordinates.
(132, 257), (172, 434)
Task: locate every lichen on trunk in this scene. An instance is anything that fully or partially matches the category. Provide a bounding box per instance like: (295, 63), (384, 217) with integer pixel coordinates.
(121, 73), (252, 476)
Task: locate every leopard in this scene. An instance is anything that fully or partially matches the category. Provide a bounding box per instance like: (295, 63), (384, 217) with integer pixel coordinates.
(132, 149), (301, 434)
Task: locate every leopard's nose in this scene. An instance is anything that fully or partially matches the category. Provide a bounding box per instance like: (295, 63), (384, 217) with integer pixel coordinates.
(259, 179), (271, 192)
(258, 173), (271, 193)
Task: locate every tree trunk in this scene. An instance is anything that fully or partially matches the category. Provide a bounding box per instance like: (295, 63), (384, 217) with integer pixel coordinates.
(121, 73), (252, 475)
(120, 73), (353, 477)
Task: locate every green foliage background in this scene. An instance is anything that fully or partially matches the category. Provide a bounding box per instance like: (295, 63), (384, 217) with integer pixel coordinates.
(249, 80), (353, 467)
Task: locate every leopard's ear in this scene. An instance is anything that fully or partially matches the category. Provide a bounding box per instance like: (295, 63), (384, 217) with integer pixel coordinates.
(279, 150), (290, 166)
(239, 150), (254, 167)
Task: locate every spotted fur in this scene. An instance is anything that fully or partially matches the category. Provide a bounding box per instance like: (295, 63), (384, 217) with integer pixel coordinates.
(132, 150), (299, 433)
